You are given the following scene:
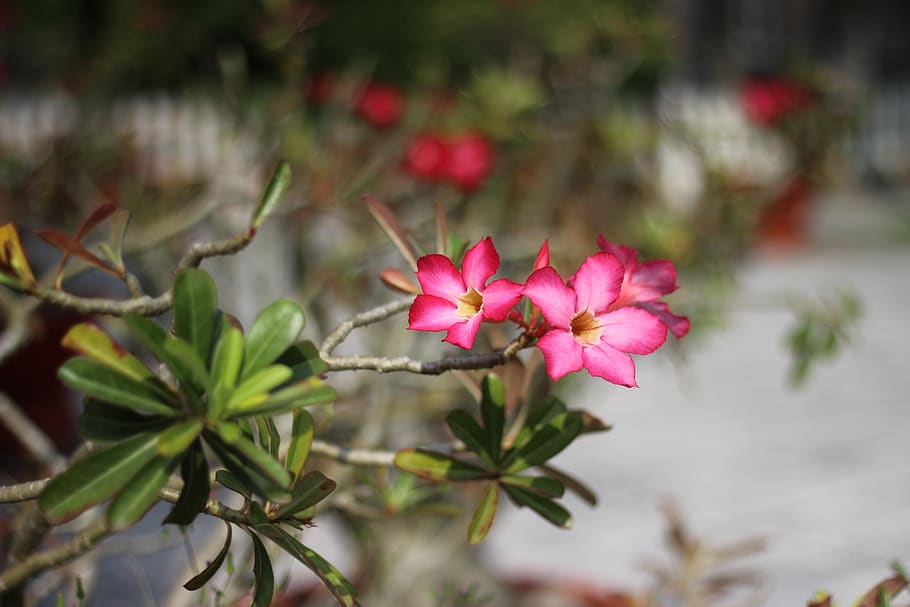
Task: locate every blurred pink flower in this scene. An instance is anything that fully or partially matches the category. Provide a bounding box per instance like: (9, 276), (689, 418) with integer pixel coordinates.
(408, 238), (523, 349)
(355, 82), (405, 127)
(740, 76), (812, 126)
(444, 132), (494, 193)
(597, 236), (690, 339)
(403, 133), (449, 181)
(523, 252), (666, 386)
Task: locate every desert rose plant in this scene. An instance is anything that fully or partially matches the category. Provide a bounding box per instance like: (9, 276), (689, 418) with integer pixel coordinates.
(0, 161), (691, 605)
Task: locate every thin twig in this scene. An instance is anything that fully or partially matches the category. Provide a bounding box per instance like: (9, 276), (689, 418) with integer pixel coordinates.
(0, 392), (67, 473)
(309, 439), (396, 467)
(319, 296), (414, 357)
(0, 479), (48, 503)
(26, 229), (256, 317)
(323, 333), (530, 375)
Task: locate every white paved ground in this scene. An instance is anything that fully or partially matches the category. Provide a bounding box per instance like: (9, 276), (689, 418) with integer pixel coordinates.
(486, 192), (910, 604)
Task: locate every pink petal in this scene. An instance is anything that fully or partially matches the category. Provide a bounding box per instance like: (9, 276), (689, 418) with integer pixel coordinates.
(573, 252), (624, 314)
(536, 329), (584, 380)
(628, 259), (678, 300)
(416, 254), (465, 300)
(532, 240), (550, 271)
(596, 236), (637, 270)
(582, 342), (638, 387)
(480, 278), (523, 321)
(640, 301), (691, 339)
(522, 267), (577, 330)
(596, 307), (667, 354)
(461, 237), (500, 291)
(408, 294), (460, 331)
(444, 313), (483, 349)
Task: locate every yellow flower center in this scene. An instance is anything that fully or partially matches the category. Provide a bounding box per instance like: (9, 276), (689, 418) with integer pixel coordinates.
(571, 309), (603, 345)
(455, 288), (483, 318)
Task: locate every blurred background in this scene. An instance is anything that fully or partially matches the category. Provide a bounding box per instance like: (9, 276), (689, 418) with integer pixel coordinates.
(1, 1), (909, 605)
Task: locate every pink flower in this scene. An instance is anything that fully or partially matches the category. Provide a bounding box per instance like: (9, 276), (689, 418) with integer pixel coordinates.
(596, 236), (690, 339)
(523, 253), (667, 386)
(408, 238), (523, 349)
(355, 82), (405, 128)
(403, 133), (449, 181)
(740, 76), (812, 126)
(444, 132), (494, 193)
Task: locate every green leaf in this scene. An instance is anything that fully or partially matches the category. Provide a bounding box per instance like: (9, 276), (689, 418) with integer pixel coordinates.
(156, 419), (203, 456)
(480, 374), (506, 462)
(258, 524), (360, 607)
(208, 324), (244, 418)
(224, 364), (294, 412)
(173, 269), (218, 364)
(206, 434), (290, 502)
(251, 161), (291, 229)
(214, 469), (250, 500)
(107, 455), (179, 531)
(273, 471), (336, 520)
(536, 464), (598, 507)
(226, 378), (335, 419)
(163, 442), (210, 526)
(277, 340), (328, 380)
(501, 484), (573, 529)
(502, 412), (583, 474)
(257, 416), (281, 459)
(61, 323), (152, 382)
(77, 399), (171, 442)
(511, 396), (567, 451)
(59, 358), (178, 417)
(39, 431), (160, 523)
(214, 425), (291, 488)
(394, 449), (491, 482)
(286, 409), (315, 481)
(467, 482), (500, 545)
(499, 475), (565, 499)
(184, 522), (232, 590)
(249, 532), (275, 607)
(445, 410), (494, 468)
(241, 300), (306, 380)
(125, 315), (208, 403)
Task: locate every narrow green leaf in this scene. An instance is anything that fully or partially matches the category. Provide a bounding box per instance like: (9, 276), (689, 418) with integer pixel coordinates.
(258, 524), (360, 607)
(77, 399), (171, 442)
(510, 396), (567, 451)
(394, 449), (491, 482)
(173, 269), (218, 364)
(214, 424), (291, 488)
(226, 378), (335, 419)
(61, 323), (152, 381)
(501, 484), (573, 529)
(225, 365), (293, 412)
(273, 471), (336, 520)
(214, 469), (250, 500)
(249, 532), (275, 607)
(164, 442), (210, 525)
(499, 475), (565, 499)
(250, 501), (270, 526)
(59, 358), (178, 417)
(209, 324), (244, 417)
(277, 340), (328, 380)
(251, 161), (291, 229)
(286, 409), (314, 481)
(104, 208), (131, 270)
(241, 299), (306, 380)
(156, 420), (203, 456)
(537, 464), (598, 507)
(502, 412), (583, 474)
(107, 455), (179, 531)
(480, 374), (505, 462)
(467, 482), (500, 545)
(124, 315), (207, 408)
(39, 431), (160, 523)
(206, 434), (290, 502)
(184, 522), (232, 590)
(445, 410), (494, 468)
(257, 416), (281, 459)
(162, 337), (211, 392)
